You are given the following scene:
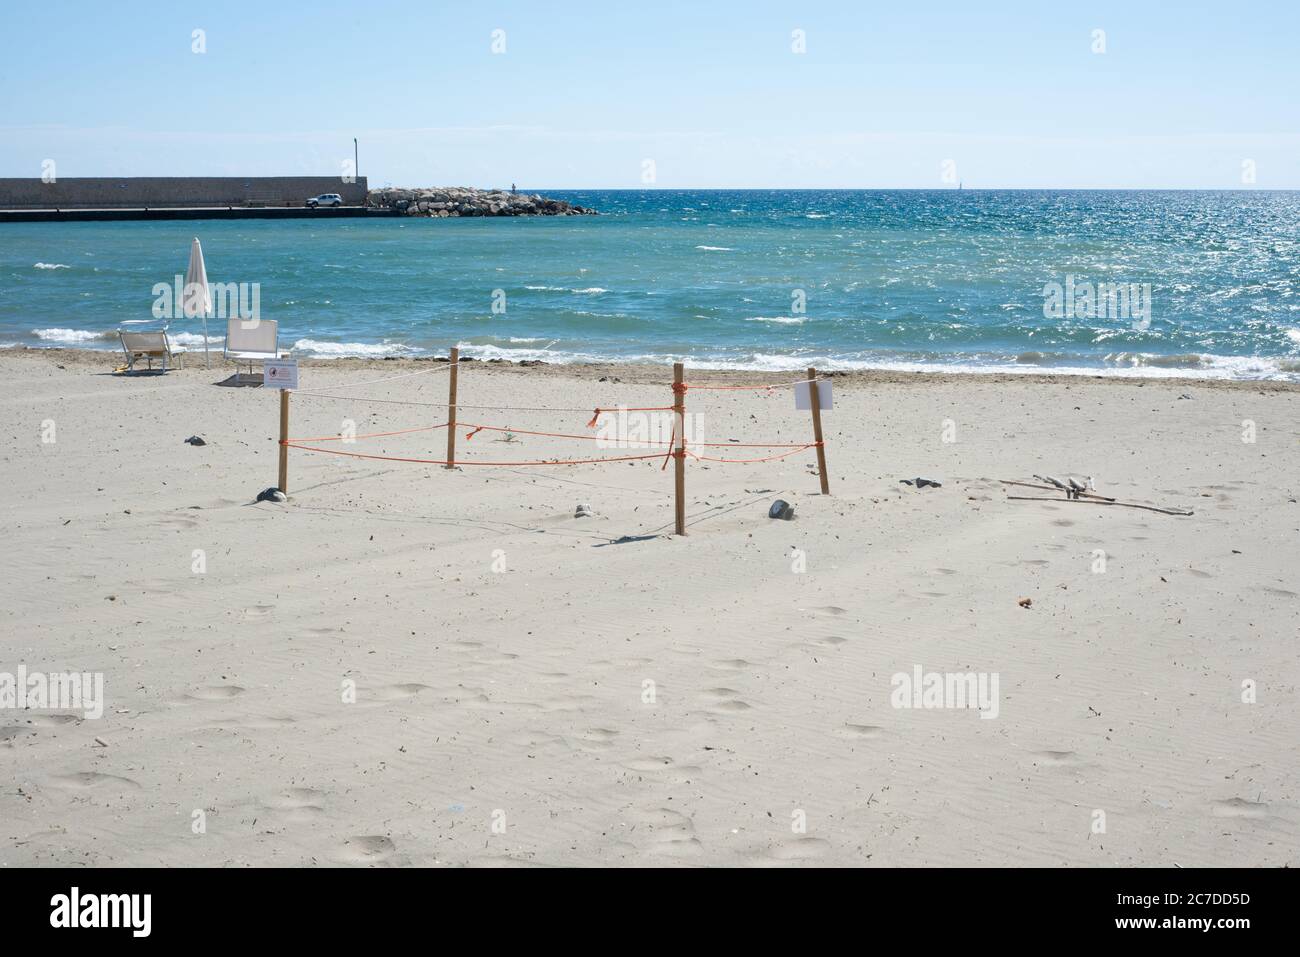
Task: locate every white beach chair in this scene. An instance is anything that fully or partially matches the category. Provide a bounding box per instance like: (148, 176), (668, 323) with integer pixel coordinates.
(223, 318), (286, 380)
(118, 326), (178, 373)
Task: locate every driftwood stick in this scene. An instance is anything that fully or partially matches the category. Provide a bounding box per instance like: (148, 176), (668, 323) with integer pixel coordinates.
(1006, 495), (1193, 516)
(998, 479), (1116, 503)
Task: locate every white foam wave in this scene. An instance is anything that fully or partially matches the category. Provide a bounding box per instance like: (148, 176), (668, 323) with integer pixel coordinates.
(33, 262), (70, 270)
(695, 245), (733, 252)
(32, 327), (112, 343)
(292, 339), (418, 357)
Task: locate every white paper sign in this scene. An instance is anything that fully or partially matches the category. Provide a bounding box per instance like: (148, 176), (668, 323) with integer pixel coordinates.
(794, 379), (832, 411)
(264, 358), (298, 390)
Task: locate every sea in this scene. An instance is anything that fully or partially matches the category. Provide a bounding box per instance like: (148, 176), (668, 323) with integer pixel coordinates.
(4, 189), (1299, 380)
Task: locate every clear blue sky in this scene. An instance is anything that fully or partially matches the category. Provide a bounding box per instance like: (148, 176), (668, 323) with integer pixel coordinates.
(2, 0), (1297, 188)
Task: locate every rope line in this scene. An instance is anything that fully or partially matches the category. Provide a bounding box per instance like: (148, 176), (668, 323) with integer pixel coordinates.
(288, 422), (451, 444)
(295, 363), (451, 397)
(292, 392), (617, 414)
(282, 367), (827, 471)
(282, 443), (669, 467)
(282, 439), (820, 469)
(287, 418), (815, 449)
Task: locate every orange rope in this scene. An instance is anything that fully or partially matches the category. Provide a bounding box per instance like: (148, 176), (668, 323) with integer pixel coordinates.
(587, 405), (675, 427)
(457, 420), (809, 448)
(287, 422), (450, 444)
(282, 443), (668, 468)
(687, 444), (821, 464)
(288, 419), (814, 449)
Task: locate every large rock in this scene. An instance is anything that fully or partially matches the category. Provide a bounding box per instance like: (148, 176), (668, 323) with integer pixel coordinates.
(366, 186), (596, 218)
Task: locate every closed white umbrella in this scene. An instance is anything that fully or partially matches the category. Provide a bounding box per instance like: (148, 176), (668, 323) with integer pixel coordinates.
(183, 237), (213, 368)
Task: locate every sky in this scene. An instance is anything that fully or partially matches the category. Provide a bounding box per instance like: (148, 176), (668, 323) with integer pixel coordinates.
(2, 0), (1298, 189)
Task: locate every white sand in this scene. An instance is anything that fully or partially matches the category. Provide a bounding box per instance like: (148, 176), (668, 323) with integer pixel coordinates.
(1, 350), (1297, 866)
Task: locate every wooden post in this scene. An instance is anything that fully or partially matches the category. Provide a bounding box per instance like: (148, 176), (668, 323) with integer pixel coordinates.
(445, 346), (459, 469)
(673, 362), (687, 536)
(806, 367), (830, 495)
(277, 389), (290, 494)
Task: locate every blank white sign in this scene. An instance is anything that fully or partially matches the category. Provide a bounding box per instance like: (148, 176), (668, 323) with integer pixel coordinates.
(794, 379), (832, 411)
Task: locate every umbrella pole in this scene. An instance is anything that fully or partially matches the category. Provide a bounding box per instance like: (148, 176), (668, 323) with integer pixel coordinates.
(203, 315), (210, 369)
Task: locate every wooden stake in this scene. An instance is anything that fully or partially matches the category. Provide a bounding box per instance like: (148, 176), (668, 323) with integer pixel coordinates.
(445, 346), (459, 469)
(673, 361), (687, 536)
(807, 367), (830, 495)
(277, 389), (290, 494)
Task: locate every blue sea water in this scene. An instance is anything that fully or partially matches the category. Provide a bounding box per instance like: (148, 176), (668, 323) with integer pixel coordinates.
(3, 189), (1299, 379)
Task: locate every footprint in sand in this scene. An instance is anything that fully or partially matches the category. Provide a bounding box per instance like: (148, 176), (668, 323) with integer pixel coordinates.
(366, 683), (431, 701)
(626, 807), (702, 859)
(334, 835), (399, 865)
(227, 715), (298, 730)
(1030, 750), (1086, 768)
(505, 730), (565, 749)
(1212, 798), (1270, 819)
(158, 514), (201, 530)
(242, 605), (275, 620)
(833, 724), (885, 740)
(27, 714), (82, 728)
(571, 728), (620, 752)
(812, 635), (849, 647)
(710, 658), (757, 672)
(0, 726), (35, 742)
(648, 834), (703, 858)
(473, 652), (520, 666)
(182, 686), (246, 702)
(620, 757), (704, 786)
(806, 606), (849, 617)
(623, 756), (679, 772)
(263, 788), (326, 820)
(701, 688), (753, 713)
(767, 837), (832, 861)
(48, 771), (141, 791)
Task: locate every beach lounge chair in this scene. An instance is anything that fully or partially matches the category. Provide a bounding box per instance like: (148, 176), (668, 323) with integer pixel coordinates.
(223, 318), (286, 380)
(118, 326), (178, 373)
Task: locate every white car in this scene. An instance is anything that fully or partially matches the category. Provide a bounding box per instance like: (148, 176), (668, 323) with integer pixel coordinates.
(306, 193), (343, 208)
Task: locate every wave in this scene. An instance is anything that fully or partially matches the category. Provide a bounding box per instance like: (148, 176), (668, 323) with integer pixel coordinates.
(445, 345), (1300, 381)
(291, 338), (419, 357)
(32, 327), (114, 343)
(523, 285), (609, 294)
(33, 262), (70, 270)
(743, 316), (805, 325)
(695, 245), (734, 251)
(170, 332), (222, 348)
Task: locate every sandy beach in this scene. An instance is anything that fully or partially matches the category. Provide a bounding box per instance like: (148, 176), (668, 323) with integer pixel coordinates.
(1, 348), (1297, 867)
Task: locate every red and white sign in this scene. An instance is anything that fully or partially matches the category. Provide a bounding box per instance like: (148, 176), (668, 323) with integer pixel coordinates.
(264, 358), (299, 390)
